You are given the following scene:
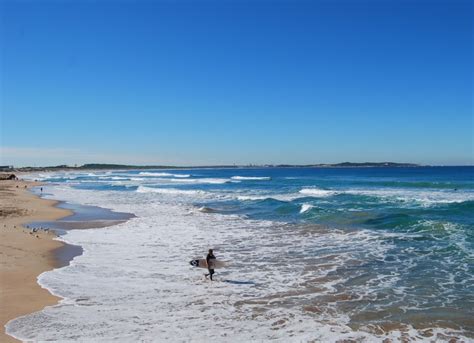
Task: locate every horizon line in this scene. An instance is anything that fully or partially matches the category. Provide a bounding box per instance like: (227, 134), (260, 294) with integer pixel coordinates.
(3, 162), (474, 170)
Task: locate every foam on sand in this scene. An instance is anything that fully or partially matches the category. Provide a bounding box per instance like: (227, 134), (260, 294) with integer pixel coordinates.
(12, 170), (472, 342)
(3, 185), (387, 341)
(7, 185), (468, 341)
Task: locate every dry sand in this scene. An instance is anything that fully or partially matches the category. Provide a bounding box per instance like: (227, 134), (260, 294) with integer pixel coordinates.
(0, 180), (72, 343)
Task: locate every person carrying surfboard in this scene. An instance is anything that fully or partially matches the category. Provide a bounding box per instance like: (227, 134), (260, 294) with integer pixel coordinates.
(204, 249), (216, 281)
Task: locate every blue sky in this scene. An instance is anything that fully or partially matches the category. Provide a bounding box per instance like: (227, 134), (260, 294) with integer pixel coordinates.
(1, 0), (472, 166)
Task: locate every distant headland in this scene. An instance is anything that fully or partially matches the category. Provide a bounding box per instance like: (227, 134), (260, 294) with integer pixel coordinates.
(0, 162), (425, 173)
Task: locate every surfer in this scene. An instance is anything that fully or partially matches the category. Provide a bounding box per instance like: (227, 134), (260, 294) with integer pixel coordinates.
(204, 249), (216, 281)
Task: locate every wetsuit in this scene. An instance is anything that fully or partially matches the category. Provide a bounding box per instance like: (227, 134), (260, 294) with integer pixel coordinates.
(206, 253), (216, 280)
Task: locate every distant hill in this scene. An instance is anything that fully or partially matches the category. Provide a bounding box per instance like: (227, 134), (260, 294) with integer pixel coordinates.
(12, 162), (422, 172)
(276, 162), (420, 168)
(323, 162), (419, 168)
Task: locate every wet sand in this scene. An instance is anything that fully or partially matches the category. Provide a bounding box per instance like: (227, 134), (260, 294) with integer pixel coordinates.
(0, 180), (72, 343)
(0, 179), (135, 342)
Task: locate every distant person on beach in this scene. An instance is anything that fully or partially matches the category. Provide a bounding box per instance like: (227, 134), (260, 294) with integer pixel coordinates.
(40, 187), (43, 192)
(205, 249), (216, 281)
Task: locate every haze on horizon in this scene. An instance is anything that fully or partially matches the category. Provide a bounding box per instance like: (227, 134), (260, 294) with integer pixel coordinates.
(1, 0), (472, 167)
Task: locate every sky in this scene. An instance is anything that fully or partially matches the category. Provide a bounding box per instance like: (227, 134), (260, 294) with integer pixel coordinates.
(0, 0), (472, 167)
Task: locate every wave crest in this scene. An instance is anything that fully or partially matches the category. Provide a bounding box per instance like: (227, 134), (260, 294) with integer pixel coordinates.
(231, 176), (271, 181)
(138, 172), (190, 178)
(299, 188), (337, 197)
(136, 186), (204, 195)
(300, 203), (314, 213)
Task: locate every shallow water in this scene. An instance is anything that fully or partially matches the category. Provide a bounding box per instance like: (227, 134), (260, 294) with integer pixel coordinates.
(7, 167), (474, 341)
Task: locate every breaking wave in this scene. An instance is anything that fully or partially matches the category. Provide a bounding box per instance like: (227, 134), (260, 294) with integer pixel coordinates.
(138, 172), (191, 178)
(136, 186), (206, 196)
(231, 176), (271, 181)
(300, 203), (314, 213)
(299, 188), (338, 197)
(166, 178), (232, 184)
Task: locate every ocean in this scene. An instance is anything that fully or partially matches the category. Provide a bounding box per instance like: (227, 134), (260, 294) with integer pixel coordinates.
(7, 167), (474, 342)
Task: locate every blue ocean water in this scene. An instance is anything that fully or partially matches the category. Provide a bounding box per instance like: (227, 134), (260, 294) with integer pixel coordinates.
(64, 166), (474, 229)
(11, 167), (474, 341)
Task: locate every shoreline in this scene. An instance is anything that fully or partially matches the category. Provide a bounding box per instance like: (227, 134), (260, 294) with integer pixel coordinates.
(0, 180), (133, 342)
(0, 180), (72, 343)
(2, 170), (472, 341)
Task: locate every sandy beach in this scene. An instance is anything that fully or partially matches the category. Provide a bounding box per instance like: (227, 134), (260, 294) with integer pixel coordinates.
(0, 180), (72, 343)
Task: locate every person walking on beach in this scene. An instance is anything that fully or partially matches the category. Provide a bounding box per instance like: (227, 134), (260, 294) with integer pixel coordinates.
(205, 249), (216, 281)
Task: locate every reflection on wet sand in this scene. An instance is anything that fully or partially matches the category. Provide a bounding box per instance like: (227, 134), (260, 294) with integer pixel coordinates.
(230, 221), (472, 340)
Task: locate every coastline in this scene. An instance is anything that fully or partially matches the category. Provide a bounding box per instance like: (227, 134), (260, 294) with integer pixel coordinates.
(2, 169), (472, 341)
(1, 178), (135, 342)
(9, 165), (472, 175)
(0, 180), (72, 343)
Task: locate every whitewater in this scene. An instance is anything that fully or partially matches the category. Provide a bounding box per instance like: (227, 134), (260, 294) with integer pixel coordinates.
(6, 167), (474, 342)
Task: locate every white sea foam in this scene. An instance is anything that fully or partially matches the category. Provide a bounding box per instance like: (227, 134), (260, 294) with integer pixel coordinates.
(345, 188), (474, 206)
(129, 177), (233, 185)
(296, 187), (473, 205)
(236, 195), (269, 201)
(136, 186), (206, 196)
(32, 173), (53, 180)
(172, 174), (191, 178)
(138, 172), (190, 178)
(98, 176), (129, 181)
(3, 186), (385, 341)
(299, 188), (338, 197)
(231, 176), (271, 181)
(167, 178), (232, 184)
(5, 183), (470, 342)
(300, 203), (314, 213)
(13, 172), (474, 341)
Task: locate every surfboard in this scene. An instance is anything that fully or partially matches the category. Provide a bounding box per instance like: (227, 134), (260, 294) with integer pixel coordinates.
(189, 259), (227, 269)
